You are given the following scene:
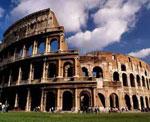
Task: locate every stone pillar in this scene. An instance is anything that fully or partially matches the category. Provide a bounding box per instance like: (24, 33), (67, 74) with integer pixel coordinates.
(22, 45), (26, 57)
(8, 70), (12, 86)
(127, 74), (131, 88)
(29, 63), (33, 83)
(59, 33), (64, 51)
(13, 48), (16, 60)
(57, 59), (62, 78)
(137, 96), (141, 110)
(45, 37), (50, 53)
(42, 61), (48, 82)
(14, 93), (19, 108)
(93, 88), (97, 107)
(56, 89), (61, 111)
(143, 96), (146, 108)
(33, 40), (38, 55)
(26, 89), (31, 111)
(105, 95), (110, 108)
(129, 95), (133, 110)
(74, 89), (78, 112)
(17, 67), (22, 85)
(74, 57), (79, 78)
(40, 89), (46, 112)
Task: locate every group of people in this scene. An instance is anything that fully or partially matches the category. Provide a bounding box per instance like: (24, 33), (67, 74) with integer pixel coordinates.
(0, 102), (9, 112)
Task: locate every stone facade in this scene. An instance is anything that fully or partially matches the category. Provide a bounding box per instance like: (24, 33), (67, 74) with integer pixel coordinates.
(0, 9), (150, 112)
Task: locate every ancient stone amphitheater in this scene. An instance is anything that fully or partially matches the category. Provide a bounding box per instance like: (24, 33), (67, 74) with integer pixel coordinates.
(0, 9), (150, 112)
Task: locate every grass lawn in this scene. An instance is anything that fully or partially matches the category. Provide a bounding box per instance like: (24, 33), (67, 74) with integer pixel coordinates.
(0, 112), (149, 122)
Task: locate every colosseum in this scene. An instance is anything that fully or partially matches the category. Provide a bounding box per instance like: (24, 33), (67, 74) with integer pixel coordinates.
(0, 9), (150, 112)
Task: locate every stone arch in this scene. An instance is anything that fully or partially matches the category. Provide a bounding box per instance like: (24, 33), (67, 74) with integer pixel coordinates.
(122, 73), (128, 86)
(136, 75), (141, 87)
(98, 93), (105, 107)
(121, 64), (126, 71)
(48, 63), (57, 78)
(142, 76), (145, 87)
(113, 72), (119, 82)
(82, 67), (89, 77)
(46, 92), (56, 111)
(33, 62), (43, 79)
(80, 90), (91, 111)
(145, 96), (149, 108)
(21, 63), (30, 81)
(130, 74), (135, 87)
(63, 62), (74, 77)
(109, 93), (119, 108)
(50, 38), (59, 52)
(132, 95), (139, 109)
(140, 96), (144, 109)
(38, 40), (45, 54)
(92, 66), (103, 78)
(62, 91), (73, 111)
(125, 94), (131, 110)
(26, 44), (33, 56)
(146, 79), (149, 90)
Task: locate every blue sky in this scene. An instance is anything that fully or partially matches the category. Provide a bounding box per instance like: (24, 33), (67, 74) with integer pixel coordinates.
(0, 0), (150, 63)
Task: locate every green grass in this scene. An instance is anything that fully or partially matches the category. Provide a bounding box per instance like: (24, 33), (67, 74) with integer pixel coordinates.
(0, 112), (149, 122)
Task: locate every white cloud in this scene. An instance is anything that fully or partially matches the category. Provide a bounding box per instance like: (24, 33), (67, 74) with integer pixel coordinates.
(0, 7), (4, 18)
(67, 0), (149, 52)
(10, 0), (150, 53)
(128, 48), (150, 58)
(10, 0), (100, 32)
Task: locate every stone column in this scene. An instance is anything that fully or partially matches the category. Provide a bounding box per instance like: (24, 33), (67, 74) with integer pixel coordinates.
(74, 57), (79, 78)
(33, 40), (38, 55)
(26, 89), (31, 111)
(29, 63), (33, 83)
(143, 96), (146, 108)
(105, 95), (110, 108)
(59, 33), (64, 51)
(74, 89), (78, 112)
(22, 45), (26, 57)
(93, 88), (97, 107)
(57, 60), (62, 78)
(56, 89), (61, 111)
(40, 89), (46, 112)
(8, 70), (12, 86)
(14, 93), (19, 108)
(137, 96), (141, 110)
(45, 37), (50, 53)
(17, 67), (22, 85)
(129, 95), (133, 110)
(42, 61), (48, 82)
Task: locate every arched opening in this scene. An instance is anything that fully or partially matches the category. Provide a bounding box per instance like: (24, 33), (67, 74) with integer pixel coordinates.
(142, 76), (146, 87)
(62, 91), (73, 111)
(21, 63), (30, 81)
(98, 93), (105, 108)
(31, 89), (41, 111)
(146, 79), (149, 90)
(63, 62), (74, 78)
(125, 94), (131, 110)
(140, 96), (144, 109)
(11, 66), (19, 83)
(33, 62), (43, 80)
(136, 75), (141, 87)
(113, 72), (119, 82)
(122, 73), (128, 86)
(109, 93), (119, 108)
(121, 64), (126, 71)
(16, 47), (23, 58)
(6, 90), (16, 110)
(132, 95), (139, 109)
(46, 92), (56, 111)
(93, 66), (103, 78)
(50, 39), (59, 52)
(145, 97), (149, 108)
(48, 63), (57, 78)
(80, 91), (91, 111)
(130, 74), (135, 87)
(18, 88), (27, 110)
(82, 67), (89, 77)
(27, 45), (33, 56)
(38, 41), (45, 54)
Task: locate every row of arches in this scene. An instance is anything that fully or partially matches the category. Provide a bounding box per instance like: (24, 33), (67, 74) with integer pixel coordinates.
(82, 66), (103, 78)
(0, 61), (75, 85)
(98, 93), (150, 110)
(0, 38), (59, 63)
(113, 72), (150, 89)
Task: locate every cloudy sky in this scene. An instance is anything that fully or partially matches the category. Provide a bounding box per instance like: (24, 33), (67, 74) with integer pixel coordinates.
(0, 0), (150, 63)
